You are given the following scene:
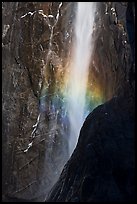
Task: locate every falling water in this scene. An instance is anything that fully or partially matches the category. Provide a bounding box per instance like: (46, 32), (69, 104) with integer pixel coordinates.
(66, 2), (97, 156)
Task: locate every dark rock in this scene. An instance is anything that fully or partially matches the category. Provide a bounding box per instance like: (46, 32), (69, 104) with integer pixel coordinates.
(2, 195), (32, 202)
(2, 2), (72, 201)
(2, 2), (135, 202)
(47, 89), (135, 202)
(46, 3), (135, 201)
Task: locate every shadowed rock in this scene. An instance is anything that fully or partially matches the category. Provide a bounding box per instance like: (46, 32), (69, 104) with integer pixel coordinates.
(2, 2), (135, 202)
(47, 87), (135, 202)
(46, 2), (135, 202)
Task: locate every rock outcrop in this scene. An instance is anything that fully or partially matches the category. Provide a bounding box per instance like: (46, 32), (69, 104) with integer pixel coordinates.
(46, 2), (135, 202)
(47, 87), (135, 202)
(2, 2), (74, 201)
(2, 2), (135, 202)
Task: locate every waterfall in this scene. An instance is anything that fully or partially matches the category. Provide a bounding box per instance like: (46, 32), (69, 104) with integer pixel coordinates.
(66, 2), (97, 156)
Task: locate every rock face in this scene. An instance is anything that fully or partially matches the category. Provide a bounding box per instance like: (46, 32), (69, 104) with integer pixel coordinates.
(2, 2), (74, 201)
(2, 2), (135, 202)
(89, 2), (133, 101)
(46, 2), (135, 202)
(47, 89), (135, 202)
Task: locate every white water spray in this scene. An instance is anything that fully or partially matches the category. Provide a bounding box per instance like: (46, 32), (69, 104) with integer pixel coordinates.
(67, 2), (96, 156)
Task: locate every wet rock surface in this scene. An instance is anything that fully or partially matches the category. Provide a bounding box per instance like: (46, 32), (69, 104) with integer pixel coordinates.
(47, 2), (135, 202)
(2, 2), (135, 202)
(2, 2), (74, 201)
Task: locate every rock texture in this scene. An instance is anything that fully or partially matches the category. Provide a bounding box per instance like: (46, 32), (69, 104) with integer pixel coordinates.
(46, 2), (135, 202)
(2, 2), (74, 201)
(47, 88), (135, 202)
(2, 2), (135, 202)
(89, 2), (133, 101)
